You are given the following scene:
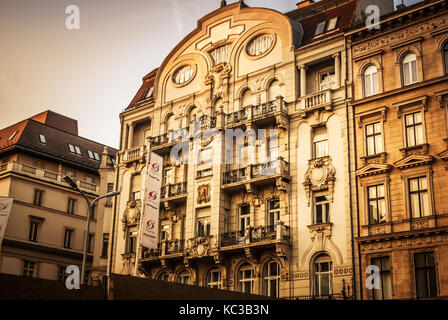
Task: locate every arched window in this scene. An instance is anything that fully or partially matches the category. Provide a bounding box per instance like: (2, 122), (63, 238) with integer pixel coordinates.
(268, 80), (281, 102)
(158, 272), (169, 282)
(166, 114), (176, 132)
(402, 53), (418, 85)
(178, 271), (191, 285)
(444, 42), (448, 74)
(206, 268), (221, 289)
(262, 261), (280, 297)
(313, 254), (333, 297)
(238, 264), (255, 293)
(364, 65), (378, 97)
(241, 89), (253, 109)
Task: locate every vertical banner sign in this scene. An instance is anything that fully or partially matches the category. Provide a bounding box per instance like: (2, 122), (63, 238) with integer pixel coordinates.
(0, 197), (13, 253)
(140, 152), (163, 249)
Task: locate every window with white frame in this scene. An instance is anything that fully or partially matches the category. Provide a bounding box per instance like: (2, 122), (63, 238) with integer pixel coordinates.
(364, 65), (379, 97)
(319, 70), (335, 91)
(402, 53), (418, 85)
(23, 260), (36, 278)
(178, 271), (191, 285)
(365, 122), (383, 155)
(207, 269), (221, 289)
(127, 231), (137, 253)
(239, 264), (255, 294)
(39, 134), (46, 144)
(163, 168), (173, 186)
(405, 112), (424, 147)
(268, 199), (280, 227)
(408, 176), (430, 218)
(197, 217), (210, 237)
(263, 261), (280, 297)
(368, 184), (386, 225)
(313, 254), (333, 297)
(210, 45), (229, 65)
(314, 193), (330, 224)
(239, 205), (250, 233)
(160, 224), (169, 241)
(313, 126), (329, 158)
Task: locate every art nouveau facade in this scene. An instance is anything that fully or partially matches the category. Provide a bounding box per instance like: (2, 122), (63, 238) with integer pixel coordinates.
(110, 0), (357, 299)
(348, 0), (448, 299)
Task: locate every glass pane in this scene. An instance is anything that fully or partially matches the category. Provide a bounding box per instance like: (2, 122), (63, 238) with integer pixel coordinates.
(372, 72), (378, 94)
(411, 61), (418, 82)
(369, 202), (377, 224)
(403, 63), (410, 84)
(379, 199), (387, 223)
(416, 269), (428, 298)
(382, 271), (392, 299)
(375, 134), (383, 153)
(368, 186), (377, 199)
(415, 253), (425, 268)
(365, 74), (372, 96)
(428, 268), (437, 297)
(421, 192), (430, 217)
(377, 185), (385, 197)
(406, 114), (414, 126)
(419, 177), (427, 190)
(320, 274), (330, 296)
(270, 279), (277, 297)
(407, 127), (415, 147)
(409, 179), (419, 192)
(316, 204), (323, 223)
(415, 125), (424, 145)
(366, 124), (374, 135)
(410, 193), (420, 218)
(367, 136), (375, 155)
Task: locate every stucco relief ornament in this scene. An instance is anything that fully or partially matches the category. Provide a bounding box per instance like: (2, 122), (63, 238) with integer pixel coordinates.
(204, 63), (232, 101)
(303, 156), (336, 206)
(187, 235), (213, 258)
(197, 184), (211, 204)
(121, 199), (142, 236)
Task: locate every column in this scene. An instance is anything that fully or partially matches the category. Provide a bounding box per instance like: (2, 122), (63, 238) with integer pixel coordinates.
(300, 65), (307, 97)
(333, 52), (341, 88)
(127, 123), (134, 149)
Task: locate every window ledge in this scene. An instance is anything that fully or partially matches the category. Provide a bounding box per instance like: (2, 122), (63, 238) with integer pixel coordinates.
(399, 143), (429, 157)
(360, 152), (387, 165)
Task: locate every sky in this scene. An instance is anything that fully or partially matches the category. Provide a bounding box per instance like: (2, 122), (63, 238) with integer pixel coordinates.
(0, 0), (421, 148)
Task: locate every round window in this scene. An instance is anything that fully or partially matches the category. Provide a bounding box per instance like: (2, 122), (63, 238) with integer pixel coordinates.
(247, 35), (273, 57)
(173, 65), (195, 85)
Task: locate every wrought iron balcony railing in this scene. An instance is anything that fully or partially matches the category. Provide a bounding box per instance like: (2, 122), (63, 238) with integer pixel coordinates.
(222, 167), (247, 184)
(198, 115), (217, 130)
(161, 182), (187, 199)
(252, 100), (277, 118)
(150, 127), (189, 148)
(251, 225), (276, 243)
(165, 239), (184, 255)
(221, 230), (245, 247)
(225, 107), (248, 126)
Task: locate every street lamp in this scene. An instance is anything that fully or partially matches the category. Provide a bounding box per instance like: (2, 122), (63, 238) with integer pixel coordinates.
(63, 175), (120, 285)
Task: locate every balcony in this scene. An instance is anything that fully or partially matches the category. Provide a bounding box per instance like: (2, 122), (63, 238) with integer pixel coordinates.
(225, 107), (248, 127)
(150, 127), (189, 152)
(222, 158), (290, 190)
(252, 100), (277, 118)
(0, 162), (99, 194)
(220, 222), (290, 250)
(123, 145), (146, 164)
(299, 89), (333, 118)
(197, 115), (217, 131)
(161, 182), (187, 202)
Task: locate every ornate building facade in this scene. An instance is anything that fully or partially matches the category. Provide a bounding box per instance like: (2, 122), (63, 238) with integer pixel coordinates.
(109, 0), (358, 299)
(348, 0), (448, 299)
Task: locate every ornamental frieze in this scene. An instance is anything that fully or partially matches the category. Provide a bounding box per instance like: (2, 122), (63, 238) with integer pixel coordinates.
(303, 156), (336, 206)
(353, 15), (448, 55)
(121, 200), (142, 235)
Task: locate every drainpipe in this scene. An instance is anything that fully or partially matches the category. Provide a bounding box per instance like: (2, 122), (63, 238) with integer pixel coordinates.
(344, 35), (357, 300)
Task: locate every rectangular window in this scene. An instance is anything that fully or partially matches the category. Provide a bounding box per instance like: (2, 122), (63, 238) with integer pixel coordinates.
(239, 205), (250, 233)
(68, 144), (75, 153)
(365, 122), (383, 156)
(90, 204), (96, 219)
(67, 198), (76, 214)
(74, 146), (81, 155)
(127, 231), (137, 253)
(326, 17), (338, 31)
(371, 256), (392, 300)
(163, 168), (173, 186)
(22, 261), (35, 278)
(161, 224), (170, 241)
(101, 233), (109, 258)
(39, 134), (46, 144)
(93, 152), (100, 161)
(29, 221), (39, 242)
(368, 185), (386, 224)
(315, 21), (326, 35)
(33, 189), (44, 206)
(314, 194), (330, 224)
(415, 252), (437, 299)
(85, 176), (94, 183)
(58, 266), (68, 282)
(106, 183), (114, 206)
(313, 127), (328, 158)
(197, 217), (211, 237)
(409, 176), (430, 218)
(405, 112), (424, 147)
(63, 229), (73, 249)
(268, 199), (280, 227)
(319, 70), (335, 91)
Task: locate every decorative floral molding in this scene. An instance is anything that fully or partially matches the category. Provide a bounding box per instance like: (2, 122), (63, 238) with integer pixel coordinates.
(303, 156), (336, 206)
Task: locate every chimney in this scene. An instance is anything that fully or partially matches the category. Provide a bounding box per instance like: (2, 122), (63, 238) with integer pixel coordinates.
(296, 0), (314, 8)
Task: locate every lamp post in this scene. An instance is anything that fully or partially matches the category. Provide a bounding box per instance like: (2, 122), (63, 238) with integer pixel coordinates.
(63, 175), (120, 285)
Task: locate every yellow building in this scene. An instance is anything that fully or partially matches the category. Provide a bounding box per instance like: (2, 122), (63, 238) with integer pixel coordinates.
(348, 0), (448, 299)
(110, 0), (358, 299)
(0, 111), (116, 283)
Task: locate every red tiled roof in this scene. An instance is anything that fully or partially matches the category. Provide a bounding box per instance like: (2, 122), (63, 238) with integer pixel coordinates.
(286, 0), (357, 47)
(126, 68), (159, 111)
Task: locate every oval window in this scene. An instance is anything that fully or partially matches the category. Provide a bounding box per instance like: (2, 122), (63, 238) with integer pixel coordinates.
(173, 65), (194, 85)
(247, 35), (273, 57)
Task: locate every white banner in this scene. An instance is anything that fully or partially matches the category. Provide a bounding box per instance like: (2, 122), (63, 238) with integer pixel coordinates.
(0, 197), (13, 253)
(140, 152), (163, 249)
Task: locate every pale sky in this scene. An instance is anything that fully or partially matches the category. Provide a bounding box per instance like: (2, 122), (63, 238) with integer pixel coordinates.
(0, 0), (420, 148)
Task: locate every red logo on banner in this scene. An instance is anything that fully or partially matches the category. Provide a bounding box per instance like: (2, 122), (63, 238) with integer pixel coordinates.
(151, 163), (160, 173)
(146, 219), (155, 230)
(148, 191), (157, 200)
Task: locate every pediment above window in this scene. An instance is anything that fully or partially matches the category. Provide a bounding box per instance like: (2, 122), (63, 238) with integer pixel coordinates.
(394, 154), (434, 170)
(355, 163), (391, 177)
